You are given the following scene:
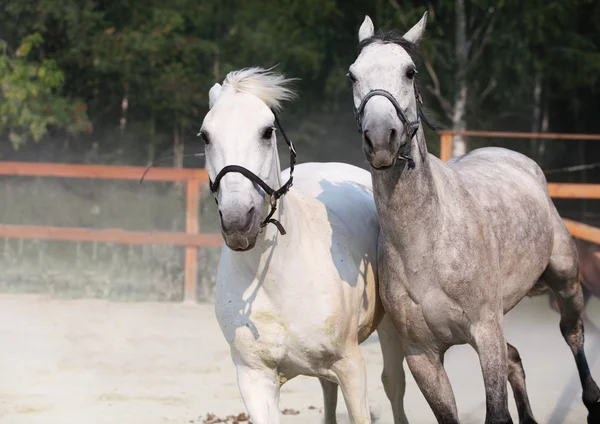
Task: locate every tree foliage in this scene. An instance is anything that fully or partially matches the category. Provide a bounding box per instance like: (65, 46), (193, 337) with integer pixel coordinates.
(0, 0), (599, 167)
(0, 33), (90, 148)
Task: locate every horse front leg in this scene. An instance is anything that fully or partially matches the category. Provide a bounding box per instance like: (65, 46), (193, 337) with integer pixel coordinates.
(236, 364), (281, 424)
(377, 315), (409, 424)
(472, 319), (513, 424)
(404, 345), (459, 424)
(332, 346), (372, 424)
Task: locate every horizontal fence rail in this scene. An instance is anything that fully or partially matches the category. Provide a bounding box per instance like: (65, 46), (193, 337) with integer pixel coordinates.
(547, 184), (600, 200)
(0, 161), (219, 302)
(439, 130), (600, 163)
(0, 161), (209, 182)
(0, 224), (222, 247)
(1, 133), (600, 302)
(439, 131), (600, 245)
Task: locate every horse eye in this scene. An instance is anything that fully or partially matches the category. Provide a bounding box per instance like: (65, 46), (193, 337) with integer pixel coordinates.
(346, 72), (357, 83)
(199, 131), (210, 145)
(262, 127), (275, 139)
(406, 68), (417, 80)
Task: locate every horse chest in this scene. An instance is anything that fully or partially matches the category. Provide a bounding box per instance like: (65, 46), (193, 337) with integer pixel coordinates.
(216, 289), (349, 375)
(379, 257), (472, 347)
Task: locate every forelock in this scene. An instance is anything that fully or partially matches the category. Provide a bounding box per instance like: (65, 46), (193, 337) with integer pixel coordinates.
(357, 29), (419, 64)
(222, 67), (298, 112)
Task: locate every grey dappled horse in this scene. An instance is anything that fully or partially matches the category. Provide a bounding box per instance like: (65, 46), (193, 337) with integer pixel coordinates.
(348, 12), (600, 424)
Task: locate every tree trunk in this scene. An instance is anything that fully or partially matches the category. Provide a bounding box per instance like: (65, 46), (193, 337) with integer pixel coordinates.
(212, 51), (220, 83)
(531, 71), (543, 160)
(147, 112), (156, 165)
(120, 82), (129, 140)
(541, 103), (549, 133)
(580, 139), (588, 221)
(537, 100), (549, 165)
(173, 124), (185, 191)
(452, 0), (469, 158)
(173, 124), (184, 169)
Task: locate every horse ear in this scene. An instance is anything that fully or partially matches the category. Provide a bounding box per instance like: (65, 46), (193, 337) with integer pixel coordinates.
(403, 11), (428, 44)
(209, 83), (222, 109)
(358, 15), (375, 42)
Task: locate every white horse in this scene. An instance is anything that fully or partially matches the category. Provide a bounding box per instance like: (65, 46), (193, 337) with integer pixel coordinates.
(201, 68), (408, 424)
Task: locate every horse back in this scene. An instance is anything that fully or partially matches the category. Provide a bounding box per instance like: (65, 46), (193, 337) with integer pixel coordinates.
(282, 162), (379, 244)
(434, 147), (558, 309)
(283, 162), (383, 340)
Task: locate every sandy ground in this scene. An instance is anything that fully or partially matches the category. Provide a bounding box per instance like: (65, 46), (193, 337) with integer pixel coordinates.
(0, 294), (599, 424)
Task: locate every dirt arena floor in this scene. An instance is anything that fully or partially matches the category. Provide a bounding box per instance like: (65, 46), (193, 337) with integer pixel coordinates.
(1, 294), (599, 424)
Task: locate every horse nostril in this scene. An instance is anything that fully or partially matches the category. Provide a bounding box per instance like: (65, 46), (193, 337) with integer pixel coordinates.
(241, 206), (255, 231)
(363, 131), (374, 151)
(389, 128), (397, 144)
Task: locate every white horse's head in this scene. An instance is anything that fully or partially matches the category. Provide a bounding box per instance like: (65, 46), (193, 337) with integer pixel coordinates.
(349, 13), (428, 169)
(200, 68), (296, 251)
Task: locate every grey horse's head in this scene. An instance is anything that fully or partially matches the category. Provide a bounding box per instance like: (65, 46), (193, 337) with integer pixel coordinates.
(349, 13), (428, 169)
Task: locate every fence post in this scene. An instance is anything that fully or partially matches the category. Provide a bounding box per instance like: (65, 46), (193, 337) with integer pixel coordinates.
(184, 178), (201, 302)
(440, 131), (453, 162)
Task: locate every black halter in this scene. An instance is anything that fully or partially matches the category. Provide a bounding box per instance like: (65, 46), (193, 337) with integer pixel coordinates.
(353, 84), (436, 167)
(208, 113), (296, 236)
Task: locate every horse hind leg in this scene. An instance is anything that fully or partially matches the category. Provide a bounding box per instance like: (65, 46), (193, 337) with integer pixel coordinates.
(543, 220), (600, 422)
(319, 378), (339, 424)
(507, 342), (537, 424)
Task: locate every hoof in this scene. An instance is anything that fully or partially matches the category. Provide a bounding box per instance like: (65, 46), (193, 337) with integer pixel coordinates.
(588, 400), (600, 424)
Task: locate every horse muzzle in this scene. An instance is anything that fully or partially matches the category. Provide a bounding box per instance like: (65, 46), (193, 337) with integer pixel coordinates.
(362, 124), (402, 169)
(219, 206), (260, 251)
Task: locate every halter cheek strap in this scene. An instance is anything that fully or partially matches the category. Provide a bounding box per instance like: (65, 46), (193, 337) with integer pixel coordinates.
(208, 112), (296, 236)
(354, 89), (421, 139)
(353, 84), (436, 167)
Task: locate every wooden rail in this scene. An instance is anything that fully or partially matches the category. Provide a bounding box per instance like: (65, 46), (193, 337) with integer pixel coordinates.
(2, 137), (600, 300)
(0, 161), (209, 182)
(438, 130), (600, 163)
(0, 162), (221, 302)
(548, 184), (600, 200)
(438, 131), (600, 244)
(0, 224), (222, 247)
(563, 219), (600, 246)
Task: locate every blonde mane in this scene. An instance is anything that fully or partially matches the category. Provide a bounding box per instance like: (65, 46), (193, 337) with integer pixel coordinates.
(222, 67), (297, 112)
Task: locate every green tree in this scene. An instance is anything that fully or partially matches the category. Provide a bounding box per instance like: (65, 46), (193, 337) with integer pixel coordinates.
(0, 33), (90, 148)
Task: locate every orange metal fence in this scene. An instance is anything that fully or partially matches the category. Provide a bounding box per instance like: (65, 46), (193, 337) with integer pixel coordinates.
(1, 132), (599, 302)
(439, 130), (600, 244)
(0, 162), (221, 302)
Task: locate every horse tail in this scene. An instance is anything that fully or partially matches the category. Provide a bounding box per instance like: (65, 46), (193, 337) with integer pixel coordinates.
(575, 239), (600, 298)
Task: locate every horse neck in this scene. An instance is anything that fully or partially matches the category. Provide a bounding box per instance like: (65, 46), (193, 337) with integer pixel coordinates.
(273, 141), (284, 188)
(372, 128), (442, 252)
(227, 192), (303, 298)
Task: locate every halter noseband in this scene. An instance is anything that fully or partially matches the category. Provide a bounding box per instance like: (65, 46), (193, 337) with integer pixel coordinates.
(353, 84), (436, 167)
(208, 113), (296, 236)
